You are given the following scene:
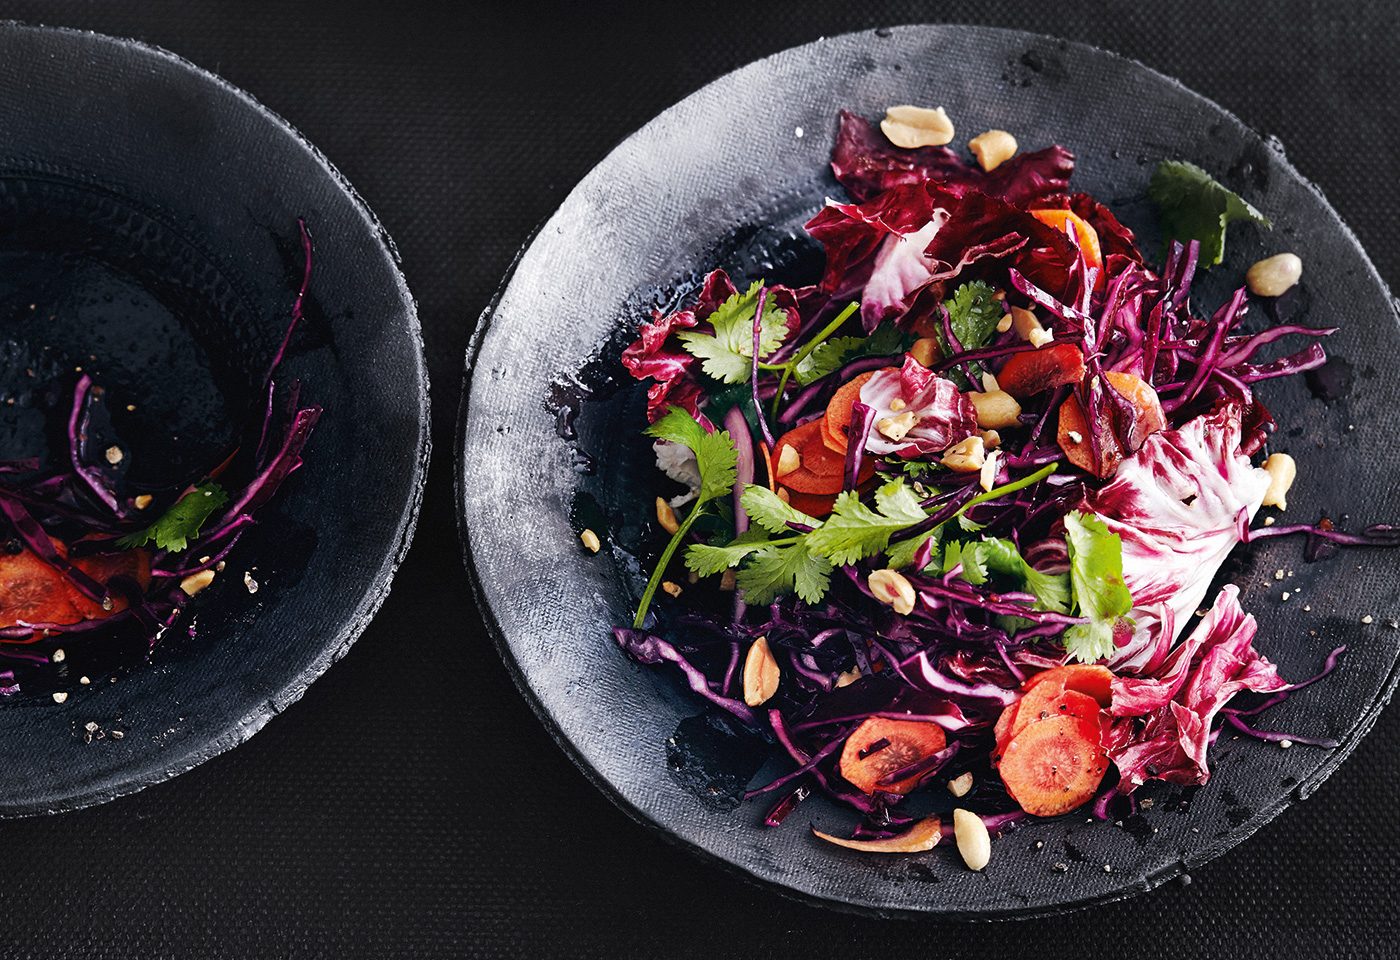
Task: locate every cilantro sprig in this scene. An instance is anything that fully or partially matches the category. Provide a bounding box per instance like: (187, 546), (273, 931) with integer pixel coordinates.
(685, 465), (1058, 608)
(1060, 510), (1135, 661)
(632, 406), (739, 627)
(116, 482), (228, 553)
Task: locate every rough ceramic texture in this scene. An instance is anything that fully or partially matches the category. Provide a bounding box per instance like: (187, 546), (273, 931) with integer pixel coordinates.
(0, 23), (430, 815)
(459, 25), (1399, 917)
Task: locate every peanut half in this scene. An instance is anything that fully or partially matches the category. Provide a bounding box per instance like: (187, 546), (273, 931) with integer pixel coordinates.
(880, 105), (955, 148)
(968, 129), (1017, 171)
(743, 635), (781, 706)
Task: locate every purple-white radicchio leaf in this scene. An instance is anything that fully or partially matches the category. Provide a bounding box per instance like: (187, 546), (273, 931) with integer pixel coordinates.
(1104, 584), (1288, 790)
(860, 214), (946, 329)
(1081, 402), (1271, 672)
(858, 357), (977, 457)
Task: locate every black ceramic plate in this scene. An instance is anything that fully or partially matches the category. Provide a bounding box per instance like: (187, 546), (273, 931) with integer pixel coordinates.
(0, 23), (428, 814)
(458, 25), (1399, 917)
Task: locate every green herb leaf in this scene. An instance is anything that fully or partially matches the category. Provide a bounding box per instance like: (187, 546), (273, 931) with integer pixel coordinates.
(885, 527), (940, 571)
(116, 482), (228, 553)
(736, 541), (833, 605)
(740, 485), (819, 535)
(685, 530), (772, 576)
(676, 281), (791, 383)
(645, 406), (737, 503)
(942, 539), (989, 585)
(1061, 511), (1135, 661)
(792, 322), (912, 386)
(805, 479), (928, 566)
(943, 281), (1002, 353)
(1148, 160), (1271, 267)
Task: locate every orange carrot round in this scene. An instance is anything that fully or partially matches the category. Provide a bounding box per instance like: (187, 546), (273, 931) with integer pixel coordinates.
(996, 711), (1108, 816)
(822, 369), (886, 454)
(839, 717), (947, 796)
(1031, 208), (1103, 272)
(773, 419), (875, 495)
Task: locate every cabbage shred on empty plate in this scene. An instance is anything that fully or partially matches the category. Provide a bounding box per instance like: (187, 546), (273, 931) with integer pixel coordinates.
(612, 107), (1400, 859)
(0, 223), (321, 695)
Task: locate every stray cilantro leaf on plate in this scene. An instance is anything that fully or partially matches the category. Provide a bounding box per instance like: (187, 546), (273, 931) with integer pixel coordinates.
(1148, 160), (1271, 267)
(116, 482), (228, 553)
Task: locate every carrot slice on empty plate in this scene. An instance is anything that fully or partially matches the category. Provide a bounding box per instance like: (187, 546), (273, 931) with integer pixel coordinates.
(839, 716), (947, 796)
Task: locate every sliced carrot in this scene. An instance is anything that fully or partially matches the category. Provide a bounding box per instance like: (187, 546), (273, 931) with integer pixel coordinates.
(996, 342), (1085, 399)
(0, 547), (83, 632)
(812, 815), (942, 853)
(1030, 208), (1103, 272)
(994, 688), (1102, 759)
(1057, 372), (1167, 478)
(839, 717), (947, 796)
(823, 369), (885, 454)
(759, 441), (776, 493)
(997, 711), (1108, 816)
(1022, 663), (1114, 708)
(773, 419), (874, 495)
(69, 548), (153, 618)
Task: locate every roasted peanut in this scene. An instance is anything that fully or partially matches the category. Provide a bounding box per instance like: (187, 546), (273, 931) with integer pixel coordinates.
(969, 389), (1022, 429)
(1246, 253), (1302, 297)
(868, 568), (916, 615)
(743, 635), (781, 706)
(968, 129), (1017, 171)
(941, 435), (985, 473)
(880, 104), (955, 148)
(1261, 452), (1297, 510)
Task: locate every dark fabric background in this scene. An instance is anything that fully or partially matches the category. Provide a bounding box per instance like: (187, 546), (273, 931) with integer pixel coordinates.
(0, 1), (1395, 957)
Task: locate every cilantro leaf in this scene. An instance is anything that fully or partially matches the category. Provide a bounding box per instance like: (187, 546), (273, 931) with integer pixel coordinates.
(685, 530), (771, 576)
(736, 541), (833, 605)
(1061, 511), (1135, 662)
(943, 281), (1002, 353)
(885, 527), (940, 571)
(740, 484), (819, 535)
(645, 406), (737, 503)
(805, 479), (928, 566)
(792, 322), (912, 386)
(1148, 160), (1271, 267)
(942, 539), (989, 585)
(116, 482), (228, 553)
(676, 281), (791, 383)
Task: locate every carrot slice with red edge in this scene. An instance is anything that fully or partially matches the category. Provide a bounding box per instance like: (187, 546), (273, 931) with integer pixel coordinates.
(773, 419), (874, 495)
(997, 711), (1108, 817)
(996, 342), (1085, 398)
(1030, 208), (1103, 272)
(1057, 372), (1167, 478)
(995, 688), (1103, 761)
(822, 369), (886, 454)
(839, 717), (947, 796)
(0, 547), (84, 632)
(1022, 663), (1114, 708)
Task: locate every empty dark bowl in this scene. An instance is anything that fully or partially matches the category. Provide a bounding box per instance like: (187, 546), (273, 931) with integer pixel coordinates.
(458, 25), (1399, 916)
(0, 23), (429, 814)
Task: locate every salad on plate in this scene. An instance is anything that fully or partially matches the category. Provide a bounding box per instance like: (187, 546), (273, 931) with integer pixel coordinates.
(609, 106), (1399, 865)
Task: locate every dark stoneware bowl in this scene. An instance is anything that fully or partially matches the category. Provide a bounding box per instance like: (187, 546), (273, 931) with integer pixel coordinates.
(0, 23), (429, 814)
(459, 25), (1398, 916)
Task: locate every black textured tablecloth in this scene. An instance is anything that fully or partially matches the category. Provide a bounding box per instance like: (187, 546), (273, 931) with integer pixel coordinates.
(0, 2), (1395, 957)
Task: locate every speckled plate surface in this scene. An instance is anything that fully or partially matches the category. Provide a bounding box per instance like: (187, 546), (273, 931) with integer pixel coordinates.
(0, 23), (429, 814)
(458, 24), (1399, 917)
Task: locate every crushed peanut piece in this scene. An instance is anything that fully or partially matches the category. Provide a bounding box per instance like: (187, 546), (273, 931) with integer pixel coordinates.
(579, 529), (601, 553)
(889, 398), (906, 412)
(876, 410), (917, 442)
(968, 129), (1017, 172)
(655, 497), (680, 534)
(179, 569), (216, 596)
(979, 449), (1001, 492)
(941, 435), (985, 473)
(1362, 615), (1374, 624)
(908, 337), (939, 367)
(719, 569), (737, 591)
(52, 648), (65, 663)
(969, 389), (1021, 429)
(661, 581), (682, 598)
(776, 444), (802, 477)
(133, 494), (153, 510)
(52, 692), (67, 703)
(104, 446), (123, 465)
(948, 771), (973, 797)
